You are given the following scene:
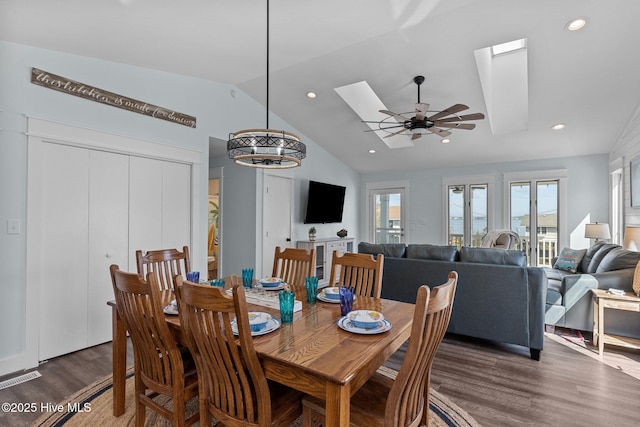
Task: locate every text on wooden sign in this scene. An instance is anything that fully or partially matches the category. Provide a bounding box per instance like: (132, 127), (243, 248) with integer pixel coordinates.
(31, 68), (197, 128)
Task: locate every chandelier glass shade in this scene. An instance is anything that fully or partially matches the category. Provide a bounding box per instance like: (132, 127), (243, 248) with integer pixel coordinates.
(227, 128), (306, 169)
(227, 0), (306, 168)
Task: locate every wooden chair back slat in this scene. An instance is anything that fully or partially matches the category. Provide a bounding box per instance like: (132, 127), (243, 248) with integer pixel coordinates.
(386, 272), (457, 427)
(136, 246), (191, 291)
(272, 246), (315, 291)
(328, 252), (384, 298)
(176, 280), (274, 426)
(110, 264), (198, 426)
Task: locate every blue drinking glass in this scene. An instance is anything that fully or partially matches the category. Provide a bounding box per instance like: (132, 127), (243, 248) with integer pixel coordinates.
(339, 286), (354, 316)
(279, 289), (295, 323)
(241, 268), (254, 288)
(305, 276), (319, 303)
(186, 271), (200, 283)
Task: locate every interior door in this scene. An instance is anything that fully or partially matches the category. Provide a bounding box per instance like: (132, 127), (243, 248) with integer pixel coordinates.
(87, 150), (129, 346)
(262, 174), (293, 277)
(38, 143), (90, 360)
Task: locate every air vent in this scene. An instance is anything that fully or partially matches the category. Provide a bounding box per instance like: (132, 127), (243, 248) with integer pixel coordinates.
(0, 370), (41, 390)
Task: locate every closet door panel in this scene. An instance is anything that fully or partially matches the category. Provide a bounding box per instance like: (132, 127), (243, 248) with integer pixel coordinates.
(162, 161), (191, 249)
(129, 156), (163, 269)
(38, 143), (89, 361)
(87, 150), (129, 346)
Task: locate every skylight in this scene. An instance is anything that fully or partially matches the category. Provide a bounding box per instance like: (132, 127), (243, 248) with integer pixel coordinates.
(491, 38), (527, 56)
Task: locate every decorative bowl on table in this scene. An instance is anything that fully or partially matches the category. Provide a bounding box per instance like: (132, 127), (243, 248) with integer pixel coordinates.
(247, 312), (272, 332)
(259, 277), (282, 288)
(323, 286), (341, 300)
(347, 310), (385, 329)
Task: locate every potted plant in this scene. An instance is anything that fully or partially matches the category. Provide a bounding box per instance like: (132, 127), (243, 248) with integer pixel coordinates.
(308, 226), (317, 241)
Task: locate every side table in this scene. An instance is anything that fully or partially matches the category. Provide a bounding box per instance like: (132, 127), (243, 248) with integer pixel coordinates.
(591, 289), (640, 357)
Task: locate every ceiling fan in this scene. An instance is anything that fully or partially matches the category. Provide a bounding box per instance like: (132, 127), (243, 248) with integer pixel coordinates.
(362, 76), (485, 141)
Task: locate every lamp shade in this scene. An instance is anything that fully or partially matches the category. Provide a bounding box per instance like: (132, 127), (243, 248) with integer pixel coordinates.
(623, 226), (640, 250)
(584, 223), (611, 240)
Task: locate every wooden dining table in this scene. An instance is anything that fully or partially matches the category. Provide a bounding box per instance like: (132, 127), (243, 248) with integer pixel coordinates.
(108, 286), (415, 427)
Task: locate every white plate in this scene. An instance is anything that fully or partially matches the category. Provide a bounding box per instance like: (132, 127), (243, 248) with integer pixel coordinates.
(254, 282), (286, 291)
(231, 317), (281, 336)
(163, 304), (179, 315)
(317, 291), (356, 304)
(337, 316), (392, 334)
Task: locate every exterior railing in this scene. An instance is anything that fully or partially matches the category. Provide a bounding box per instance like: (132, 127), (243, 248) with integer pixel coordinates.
(449, 233), (557, 266)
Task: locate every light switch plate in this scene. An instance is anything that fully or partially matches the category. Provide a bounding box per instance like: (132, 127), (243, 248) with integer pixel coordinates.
(7, 219), (20, 234)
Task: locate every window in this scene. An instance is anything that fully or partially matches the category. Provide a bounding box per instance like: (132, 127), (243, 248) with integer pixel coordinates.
(505, 171), (566, 266)
(443, 175), (494, 248)
(366, 181), (408, 243)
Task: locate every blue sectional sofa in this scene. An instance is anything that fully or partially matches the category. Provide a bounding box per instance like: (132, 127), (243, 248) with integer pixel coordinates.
(358, 242), (547, 360)
(544, 242), (640, 338)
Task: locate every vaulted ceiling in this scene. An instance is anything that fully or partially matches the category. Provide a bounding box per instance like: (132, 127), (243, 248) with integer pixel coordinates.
(3, 0), (639, 173)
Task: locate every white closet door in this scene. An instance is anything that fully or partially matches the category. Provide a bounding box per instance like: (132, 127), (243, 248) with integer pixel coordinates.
(129, 156), (163, 269)
(38, 143), (90, 360)
(162, 161), (191, 249)
(87, 151), (129, 346)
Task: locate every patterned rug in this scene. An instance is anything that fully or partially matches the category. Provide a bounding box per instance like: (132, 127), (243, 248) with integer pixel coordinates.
(554, 326), (587, 348)
(33, 366), (480, 426)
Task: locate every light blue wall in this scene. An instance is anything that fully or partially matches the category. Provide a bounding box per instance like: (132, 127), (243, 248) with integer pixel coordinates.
(360, 154), (609, 246)
(0, 40), (361, 371)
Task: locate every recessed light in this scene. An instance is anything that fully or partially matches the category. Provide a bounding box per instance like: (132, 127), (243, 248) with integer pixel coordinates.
(551, 123), (565, 130)
(441, 138), (450, 144)
(368, 149), (376, 154)
(306, 92), (317, 99)
(566, 18), (587, 31)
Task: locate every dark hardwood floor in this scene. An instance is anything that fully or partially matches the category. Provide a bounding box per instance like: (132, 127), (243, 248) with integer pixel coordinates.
(1, 333), (639, 426)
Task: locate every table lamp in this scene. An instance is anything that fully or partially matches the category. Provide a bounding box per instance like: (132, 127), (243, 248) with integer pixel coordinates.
(623, 225), (640, 296)
(584, 222), (611, 243)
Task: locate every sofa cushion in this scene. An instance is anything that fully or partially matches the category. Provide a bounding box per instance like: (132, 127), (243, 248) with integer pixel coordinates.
(596, 248), (640, 273)
(406, 244), (458, 262)
(579, 242), (606, 273)
(553, 247), (586, 273)
(586, 243), (620, 273)
(458, 247), (527, 266)
(357, 242), (406, 258)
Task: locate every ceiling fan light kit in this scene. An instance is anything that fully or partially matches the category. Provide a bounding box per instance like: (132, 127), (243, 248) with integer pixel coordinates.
(227, 0), (306, 169)
(362, 75), (485, 142)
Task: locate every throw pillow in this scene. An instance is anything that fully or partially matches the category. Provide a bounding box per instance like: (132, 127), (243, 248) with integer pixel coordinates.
(553, 247), (587, 273)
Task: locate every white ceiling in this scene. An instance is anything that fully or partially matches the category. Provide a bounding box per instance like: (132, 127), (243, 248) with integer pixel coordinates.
(2, 0), (640, 173)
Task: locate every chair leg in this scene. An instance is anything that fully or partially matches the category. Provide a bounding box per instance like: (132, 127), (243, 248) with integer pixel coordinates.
(134, 375), (146, 427)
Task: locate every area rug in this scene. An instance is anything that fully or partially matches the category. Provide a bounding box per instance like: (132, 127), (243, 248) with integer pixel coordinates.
(554, 326), (588, 348)
(33, 366), (480, 427)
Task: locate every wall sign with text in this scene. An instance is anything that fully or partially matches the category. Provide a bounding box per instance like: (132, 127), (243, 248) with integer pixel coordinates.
(30, 68), (197, 128)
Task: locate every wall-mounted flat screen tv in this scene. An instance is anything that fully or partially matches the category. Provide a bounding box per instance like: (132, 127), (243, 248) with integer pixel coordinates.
(304, 180), (346, 224)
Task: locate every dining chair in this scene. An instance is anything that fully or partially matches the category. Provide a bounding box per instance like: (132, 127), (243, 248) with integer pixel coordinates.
(136, 245), (191, 291)
(328, 251), (385, 298)
(109, 265), (198, 427)
(302, 271), (458, 427)
(272, 246), (316, 291)
(175, 278), (303, 427)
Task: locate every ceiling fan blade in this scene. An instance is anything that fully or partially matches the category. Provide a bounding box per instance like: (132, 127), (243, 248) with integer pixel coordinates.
(427, 104), (469, 121)
(383, 128), (408, 138)
(411, 132), (422, 141)
(380, 110), (410, 123)
(436, 113), (485, 122)
(363, 124), (406, 132)
(415, 103), (428, 120)
(433, 122), (477, 130)
(428, 127), (452, 138)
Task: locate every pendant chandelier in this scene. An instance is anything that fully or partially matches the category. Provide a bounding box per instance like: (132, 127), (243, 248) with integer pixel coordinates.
(227, 0), (306, 169)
